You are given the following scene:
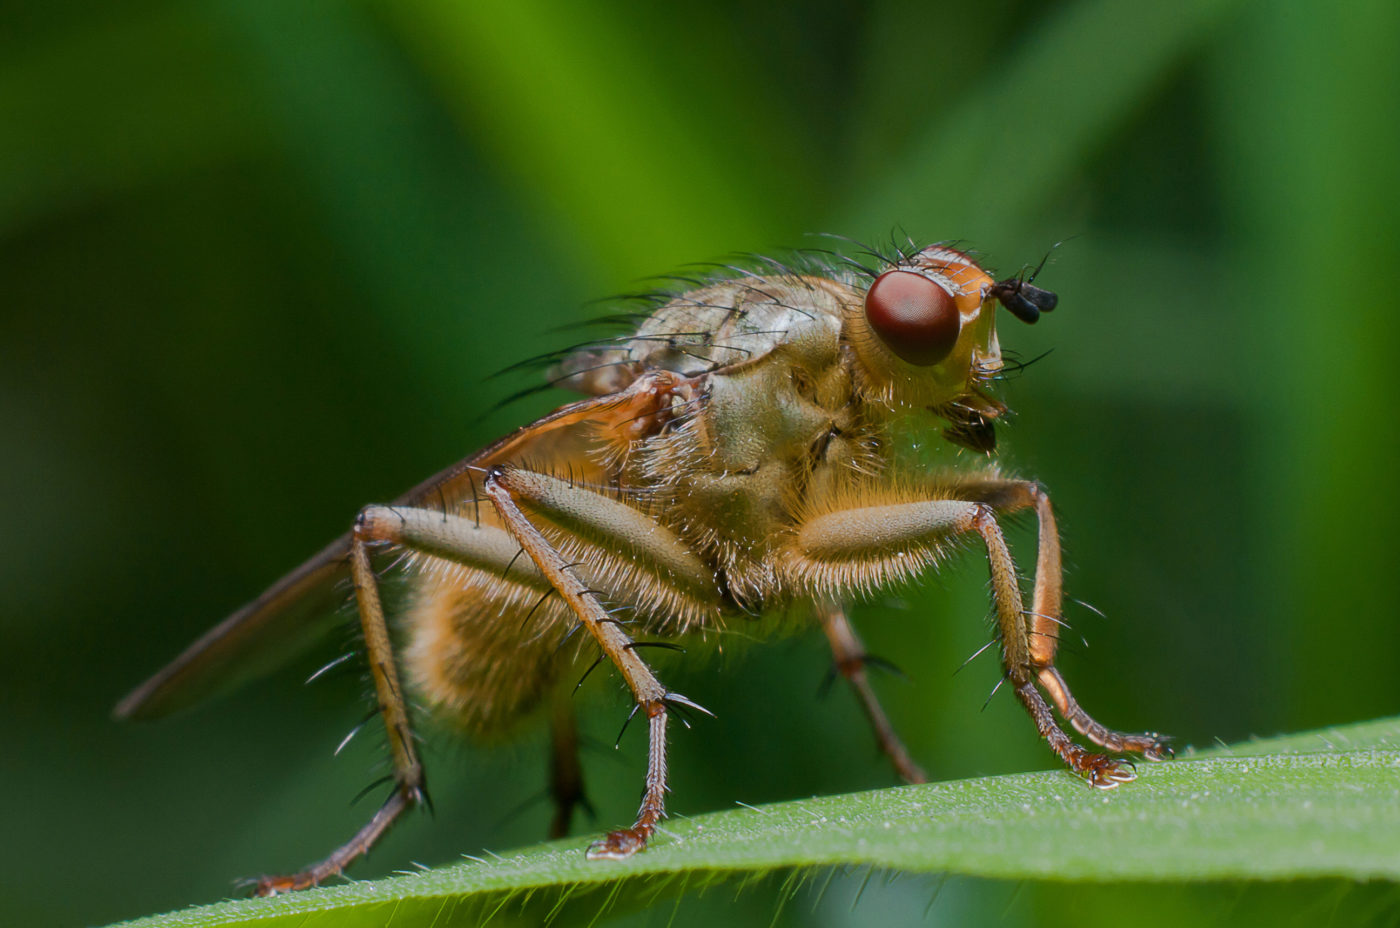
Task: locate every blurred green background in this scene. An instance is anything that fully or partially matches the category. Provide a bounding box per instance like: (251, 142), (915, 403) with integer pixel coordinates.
(4, 0), (1399, 925)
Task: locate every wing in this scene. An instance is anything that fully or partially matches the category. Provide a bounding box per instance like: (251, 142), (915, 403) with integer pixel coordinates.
(115, 383), (668, 721)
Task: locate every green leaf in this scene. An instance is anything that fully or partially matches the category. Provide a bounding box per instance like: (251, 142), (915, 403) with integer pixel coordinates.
(108, 716), (1400, 928)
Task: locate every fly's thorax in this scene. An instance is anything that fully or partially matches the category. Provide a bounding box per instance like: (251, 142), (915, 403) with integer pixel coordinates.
(560, 275), (854, 397)
(700, 313), (845, 471)
(632, 276), (851, 375)
(624, 307), (879, 602)
(843, 248), (1004, 411)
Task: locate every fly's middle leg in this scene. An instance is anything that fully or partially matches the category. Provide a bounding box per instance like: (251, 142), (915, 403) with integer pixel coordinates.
(816, 601), (927, 784)
(480, 465), (712, 859)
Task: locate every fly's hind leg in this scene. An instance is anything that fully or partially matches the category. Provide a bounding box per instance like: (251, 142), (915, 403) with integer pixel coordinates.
(347, 462), (718, 860)
(254, 526), (426, 895)
(548, 692), (593, 839)
(787, 485), (1168, 789)
(816, 601), (927, 784)
(256, 463), (714, 890)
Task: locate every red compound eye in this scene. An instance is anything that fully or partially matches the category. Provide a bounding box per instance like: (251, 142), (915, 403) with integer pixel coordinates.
(864, 270), (961, 366)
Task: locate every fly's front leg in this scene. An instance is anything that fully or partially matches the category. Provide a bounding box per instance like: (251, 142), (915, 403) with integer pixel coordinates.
(787, 491), (1167, 788)
(816, 601), (927, 784)
(959, 479), (1171, 763)
(254, 524), (426, 895)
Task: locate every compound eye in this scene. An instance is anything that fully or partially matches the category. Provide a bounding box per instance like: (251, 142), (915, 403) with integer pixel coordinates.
(864, 270), (961, 366)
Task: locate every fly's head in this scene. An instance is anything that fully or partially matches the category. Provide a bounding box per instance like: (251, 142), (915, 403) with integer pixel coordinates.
(844, 244), (1057, 452)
